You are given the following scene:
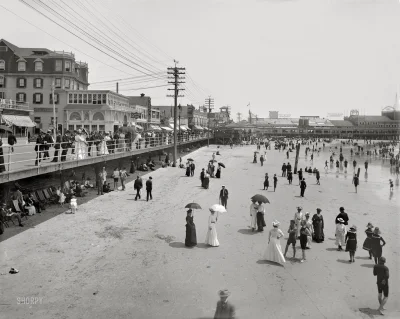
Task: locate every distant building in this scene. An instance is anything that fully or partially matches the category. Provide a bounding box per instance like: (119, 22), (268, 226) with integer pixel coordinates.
(0, 39), (89, 133)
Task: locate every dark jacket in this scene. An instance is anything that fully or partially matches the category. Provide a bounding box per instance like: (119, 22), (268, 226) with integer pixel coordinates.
(214, 300), (236, 319)
(134, 179), (143, 190)
(200, 171), (205, 180)
(146, 179), (152, 190)
(220, 188), (228, 199)
(34, 136), (44, 151)
(7, 134), (17, 145)
(61, 135), (69, 149)
(54, 134), (62, 149)
(300, 180), (307, 189)
(335, 212), (349, 225)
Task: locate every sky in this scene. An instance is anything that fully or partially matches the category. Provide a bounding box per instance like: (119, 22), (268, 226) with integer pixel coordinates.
(1, 0), (400, 120)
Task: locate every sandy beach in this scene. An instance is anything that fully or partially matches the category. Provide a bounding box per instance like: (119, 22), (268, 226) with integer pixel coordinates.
(0, 141), (399, 319)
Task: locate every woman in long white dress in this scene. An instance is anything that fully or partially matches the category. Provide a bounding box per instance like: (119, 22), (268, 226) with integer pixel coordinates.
(99, 133), (111, 155)
(205, 209), (219, 247)
(250, 200), (258, 231)
(118, 132), (126, 152)
(74, 130), (87, 160)
(263, 220), (286, 264)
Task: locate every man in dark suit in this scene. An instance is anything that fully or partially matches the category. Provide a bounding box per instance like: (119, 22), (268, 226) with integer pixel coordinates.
(335, 207), (349, 225)
(219, 185), (229, 208)
(60, 131), (70, 162)
(146, 176), (153, 201)
(43, 130), (54, 160)
(214, 289), (235, 319)
(134, 176), (143, 201)
(51, 131), (62, 162)
(300, 178), (307, 197)
(7, 132), (17, 153)
(34, 133), (44, 166)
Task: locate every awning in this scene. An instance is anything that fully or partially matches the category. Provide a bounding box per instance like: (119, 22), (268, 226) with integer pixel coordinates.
(148, 124), (162, 131)
(168, 123), (174, 129)
(134, 123), (143, 130)
(1, 114), (35, 127)
(193, 125), (204, 130)
(180, 125), (188, 131)
(182, 125), (190, 131)
(160, 126), (173, 131)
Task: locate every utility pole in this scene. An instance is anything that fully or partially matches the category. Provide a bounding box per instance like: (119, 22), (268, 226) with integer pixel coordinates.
(205, 96), (214, 147)
(294, 143), (301, 174)
(51, 81), (56, 142)
(237, 112), (242, 122)
(167, 61), (185, 167)
(116, 82), (119, 94)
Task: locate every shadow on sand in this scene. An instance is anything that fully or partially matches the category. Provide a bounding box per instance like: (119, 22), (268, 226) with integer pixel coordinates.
(169, 242), (187, 248)
(256, 260), (284, 267)
(360, 264), (375, 268)
(336, 259), (351, 264)
(237, 229), (258, 235)
(326, 248), (339, 252)
(358, 308), (381, 318)
(355, 256), (371, 260)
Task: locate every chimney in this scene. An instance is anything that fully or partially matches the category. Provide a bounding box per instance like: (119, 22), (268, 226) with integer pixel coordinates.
(140, 93), (145, 97)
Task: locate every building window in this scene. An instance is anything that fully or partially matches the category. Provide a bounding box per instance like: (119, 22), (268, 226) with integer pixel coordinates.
(68, 93), (73, 103)
(68, 125), (74, 131)
(91, 125), (97, 132)
(55, 60), (62, 71)
(35, 61), (43, 71)
(17, 78), (26, 88)
(0, 76), (4, 88)
(76, 124), (82, 130)
(50, 93), (59, 104)
(78, 94), (82, 103)
(34, 117), (41, 124)
(93, 112), (104, 121)
(17, 93), (26, 102)
(84, 124), (90, 131)
(84, 111), (89, 120)
(102, 94), (107, 104)
(34, 78), (43, 88)
(70, 112), (82, 121)
(0, 60), (5, 70)
(65, 78), (70, 88)
(88, 93), (92, 104)
(18, 61), (26, 71)
(83, 94), (87, 104)
(55, 78), (61, 88)
(34, 93), (43, 104)
(73, 94), (77, 103)
(0, 92), (5, 99)
(99, 125), (105, 132)
(65, 61), (71, 72)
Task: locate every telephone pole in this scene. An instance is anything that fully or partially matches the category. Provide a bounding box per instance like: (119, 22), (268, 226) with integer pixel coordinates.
(237, 112), (242, 122)
(167, 61), (185, 167)
(205, 96), (214, 147)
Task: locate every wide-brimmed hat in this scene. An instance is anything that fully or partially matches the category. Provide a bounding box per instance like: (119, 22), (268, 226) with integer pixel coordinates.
(305, 212), (310, 216)
(349, 225), (357, 231)
(374, 227), (381, 235)
(337, 218), (345, 223)
(296, 206), (302, 210)
(186, 209), (192, 214)
(316, 208), (322, 212)
(218, 289), (231, 297)
(272, 220), (280, 227)
(339, 207), (345, 211)
(366, 222), (374, 228)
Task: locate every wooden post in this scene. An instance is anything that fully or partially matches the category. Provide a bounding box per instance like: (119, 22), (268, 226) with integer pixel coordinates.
(294, 143), (300, 174)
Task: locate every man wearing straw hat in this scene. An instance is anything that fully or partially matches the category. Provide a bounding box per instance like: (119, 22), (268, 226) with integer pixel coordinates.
(214, 289), (235, 319)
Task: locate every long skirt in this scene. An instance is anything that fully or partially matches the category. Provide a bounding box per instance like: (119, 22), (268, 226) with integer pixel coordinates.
(256, 212), (266, 231)
(313, 222), (324, 243)
(250, 213), (257, 230)
(362, 237), (372, 251)
(186, 167), (190, 176)
(335, 231), (346, 246)
(216, 169), (221, 178)
(263, 237), (286, 264)
(205, 224), (219, 246)
(203, 177), (210, 189)
(185, 224), (197, 247)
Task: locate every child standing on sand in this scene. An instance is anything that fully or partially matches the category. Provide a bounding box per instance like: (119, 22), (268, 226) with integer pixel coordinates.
(69, 196), (77, 214)
(283, 220), (297, 259)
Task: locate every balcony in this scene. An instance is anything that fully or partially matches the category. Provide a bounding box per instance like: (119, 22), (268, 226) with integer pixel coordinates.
(0, 99), (30, 110)
(53, 50), (75, 58)
(76, 61), (88, 68)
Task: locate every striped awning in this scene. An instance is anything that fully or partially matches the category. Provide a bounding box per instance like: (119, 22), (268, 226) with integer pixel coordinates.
(160, 126), (173, 131)
(148, 125), (162, 131)
(1, 114), (35, 127)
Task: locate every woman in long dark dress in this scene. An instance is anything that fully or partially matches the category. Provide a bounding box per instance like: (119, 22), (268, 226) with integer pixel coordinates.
(362, 222), (374, 259)
(312, 208), (324, 243)
(0, 140), (5, 173)
(215, 166), (221, 178)
(185, 162), (191, 177)
(185, 209), (197, 247)
(345, 225), (357, 263)
(263, 173), (269, 190)
(370, 227), (386, 264)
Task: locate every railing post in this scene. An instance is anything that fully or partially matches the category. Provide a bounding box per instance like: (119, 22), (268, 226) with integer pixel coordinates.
(7, 146), (11, 171)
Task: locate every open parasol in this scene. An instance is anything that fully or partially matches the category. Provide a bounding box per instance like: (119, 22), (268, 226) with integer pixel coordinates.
(218, 162), (225, 168)
(187, 158), (194, 161)
(209, 204), (227, 214)
(185, 202), (202, 210)
(251, 194), (270, 204)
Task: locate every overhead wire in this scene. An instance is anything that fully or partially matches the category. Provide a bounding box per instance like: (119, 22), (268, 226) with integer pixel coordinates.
(20, 0), (165, 78)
